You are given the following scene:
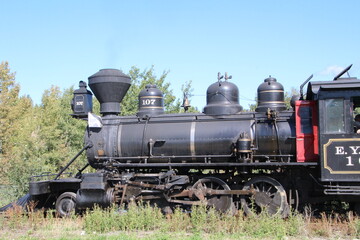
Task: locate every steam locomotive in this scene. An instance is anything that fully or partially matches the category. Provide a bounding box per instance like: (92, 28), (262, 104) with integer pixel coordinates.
(19, 65), (360, 217)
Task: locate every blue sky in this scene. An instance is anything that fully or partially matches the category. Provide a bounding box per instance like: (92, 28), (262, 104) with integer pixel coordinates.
(1, 0), (360, 110)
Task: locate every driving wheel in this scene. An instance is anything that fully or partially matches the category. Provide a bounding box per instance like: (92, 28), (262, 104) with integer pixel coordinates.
(192, 177), (233, 213)
(240, 176), (289, 217)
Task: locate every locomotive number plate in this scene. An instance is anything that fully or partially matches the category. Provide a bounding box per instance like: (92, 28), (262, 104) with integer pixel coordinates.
(324, 138), (360, 174)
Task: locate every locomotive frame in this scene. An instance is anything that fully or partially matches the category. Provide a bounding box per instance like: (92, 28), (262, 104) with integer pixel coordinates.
(5, 65), (360, 217)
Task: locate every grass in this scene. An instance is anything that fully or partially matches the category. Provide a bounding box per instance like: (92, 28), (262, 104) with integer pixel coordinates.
(1, 203), (360, 240)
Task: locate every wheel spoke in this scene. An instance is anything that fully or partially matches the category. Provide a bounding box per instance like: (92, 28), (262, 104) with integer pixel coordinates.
(240, 176), (289, 218)
(193, 177), (232, 213)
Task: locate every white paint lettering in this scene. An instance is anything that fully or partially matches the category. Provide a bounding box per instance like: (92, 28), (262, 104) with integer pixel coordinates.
(346, 156), (354, 166)
(335, 146), (345, 155)
(142, 99), (156, 105)
(349, 146), (360, 155)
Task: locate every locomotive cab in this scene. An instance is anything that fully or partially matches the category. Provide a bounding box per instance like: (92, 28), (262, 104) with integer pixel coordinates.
(306, 76), (360, 182)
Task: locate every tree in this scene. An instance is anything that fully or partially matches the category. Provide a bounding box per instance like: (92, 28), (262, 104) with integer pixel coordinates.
(36, 86), (87, 172)
(0, 61), (19, 155)
(0, 63), (89, 202)
(5, 99), (43, 196)
(0, 62), (41, 200)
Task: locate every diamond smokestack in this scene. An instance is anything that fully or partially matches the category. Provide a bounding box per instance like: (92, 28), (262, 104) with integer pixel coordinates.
(88, 69), (131, 116)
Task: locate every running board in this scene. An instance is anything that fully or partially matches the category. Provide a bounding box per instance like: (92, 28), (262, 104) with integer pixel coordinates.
(324, 186), (360, 195)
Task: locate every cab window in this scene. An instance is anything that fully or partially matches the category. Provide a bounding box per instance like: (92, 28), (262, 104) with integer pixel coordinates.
(325, 98), (344, 133)
(352, 97), (360, 133)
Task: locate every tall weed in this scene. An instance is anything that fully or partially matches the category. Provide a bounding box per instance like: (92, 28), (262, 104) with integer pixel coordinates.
(349, 212), (360, 237)
(4, 204), (27, 229)
(160, 206), (191, 232)
(83, 202), (165, 233)
(3, 202), (360, 239)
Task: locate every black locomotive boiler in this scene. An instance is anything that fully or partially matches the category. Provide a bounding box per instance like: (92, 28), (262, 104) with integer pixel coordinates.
(20, 65), (360, 217)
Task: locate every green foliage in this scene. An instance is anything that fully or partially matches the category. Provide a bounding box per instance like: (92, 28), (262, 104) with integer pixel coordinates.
(36, 86), (87, 172)
(0, 62), (42, 200)
(161, 207), (191, 232)
(190, 205), (209, 233)
(0, 61), (19, 144)
(0, 62), (87, 201)
(83, 204), (305, 239)
(84, 203), (164, 233)
(350, 215), (360, 237)
(242, 211), (303, 238)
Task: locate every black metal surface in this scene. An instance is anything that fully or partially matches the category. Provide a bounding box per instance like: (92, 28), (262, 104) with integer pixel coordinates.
(111, 162), (318, 168)
(315, 82), (360, 181)
(137, 84), (164, 118)
(237, 132), (251, 153)
(88, 69), (131, 115)
(333, 64), (353, 80)
(254, 116), (296, 158)
(306, 78), (360, 101)
(76, 189), (113, 209)
(48, 178), (81, 195)
(320, 136), (360, 182)
(71, 81), (93, 119)
(203, 74), (242, 115)
(255, 76), (286, 112)
(76, 173), (113, 209)
(80, 173), (108, 190)
(29, 181), (51, 195)
(86, 114), (252, 166)
(86, 111), (297, 168)
(299, 74), (313, 100)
